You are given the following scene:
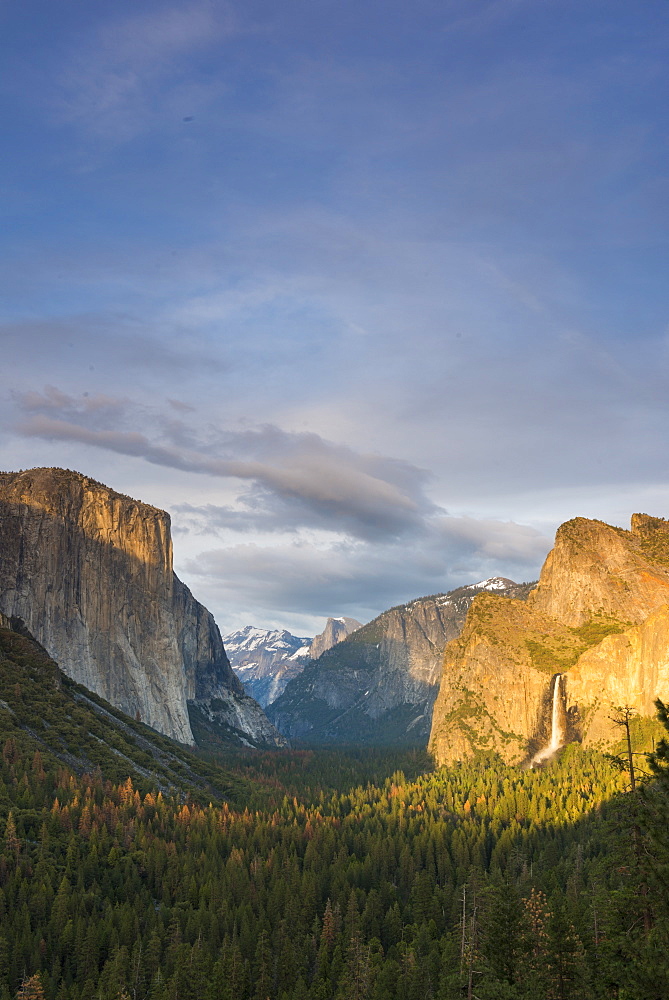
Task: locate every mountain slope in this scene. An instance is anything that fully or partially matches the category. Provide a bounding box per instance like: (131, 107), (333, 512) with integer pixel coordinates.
(0, 612), (246, 802)
(0, 467), (284, 749)
(268, 579), (531, 745)
(429, 514), (669, 765)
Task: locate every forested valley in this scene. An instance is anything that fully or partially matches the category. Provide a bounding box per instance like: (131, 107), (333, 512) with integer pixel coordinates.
(2, 621), (669, 1000)
(4, 724), (669, 999)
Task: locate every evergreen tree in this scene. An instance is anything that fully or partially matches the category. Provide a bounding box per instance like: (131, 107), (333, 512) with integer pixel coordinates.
(336, 936), (371, 1000)
(477, 874), (525, 999)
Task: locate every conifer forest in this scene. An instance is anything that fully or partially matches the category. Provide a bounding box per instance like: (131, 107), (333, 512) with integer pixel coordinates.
(2, 628), (669, 1000)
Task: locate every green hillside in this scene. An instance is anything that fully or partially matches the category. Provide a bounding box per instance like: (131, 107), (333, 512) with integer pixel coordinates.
(0, 620), (246, 805)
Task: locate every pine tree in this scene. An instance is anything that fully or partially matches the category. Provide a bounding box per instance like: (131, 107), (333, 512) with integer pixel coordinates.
(252, 930), (273, 1000)
(545, 901), (588, 1000)
(478, 874), (525, 997)
(336, 936), (371, 1000)
(4, 812), (20, 860)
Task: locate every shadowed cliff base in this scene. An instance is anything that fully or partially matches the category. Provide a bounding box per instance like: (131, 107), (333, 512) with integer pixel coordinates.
(0, 616), (248, 803)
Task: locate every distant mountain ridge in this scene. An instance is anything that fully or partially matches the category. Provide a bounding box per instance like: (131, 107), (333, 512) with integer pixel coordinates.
(268, 578), (532, 745)
(224, 627), (312, 707)
(225, 617), (361, 707)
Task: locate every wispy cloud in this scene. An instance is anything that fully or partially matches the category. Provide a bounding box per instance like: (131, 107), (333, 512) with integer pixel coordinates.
(15, 386), (439, 541)
(183, 517), (547, 626)
(18, 385), (129, 425)
(435, 515), (549, 564)
(11, 383), (550, 629)
(0, 319), (229, 378)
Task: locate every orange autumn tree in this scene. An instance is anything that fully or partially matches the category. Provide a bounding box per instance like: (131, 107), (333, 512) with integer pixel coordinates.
(16, 974), (45, 1000)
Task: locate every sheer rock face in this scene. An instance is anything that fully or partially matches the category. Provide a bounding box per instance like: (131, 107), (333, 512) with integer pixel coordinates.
(567, 604), (669, 744)
(429, 514), (669, 765)
(0, 468), (284, 747)
(268, 579), (529, 745)
(308, 618), (362, 661)
(429, 595), (584, 765)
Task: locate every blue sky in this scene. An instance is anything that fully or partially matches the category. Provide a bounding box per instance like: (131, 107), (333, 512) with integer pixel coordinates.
(1, 0), (668, 634)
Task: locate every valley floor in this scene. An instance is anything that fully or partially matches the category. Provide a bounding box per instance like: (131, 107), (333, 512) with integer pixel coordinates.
(2, 726), (669, 1000)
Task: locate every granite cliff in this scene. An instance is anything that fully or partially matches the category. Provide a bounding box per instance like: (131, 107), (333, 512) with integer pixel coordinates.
(0, 467), (284, 748)
(429, 514), (669, 765)
(268, 579), (530, 745)
(309, 617), (362, 660)
(0, 613), (249, 800)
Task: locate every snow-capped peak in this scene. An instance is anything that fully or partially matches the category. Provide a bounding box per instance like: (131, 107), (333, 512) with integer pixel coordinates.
(467, 577), (513, 592)
(223, 625), (315, 709)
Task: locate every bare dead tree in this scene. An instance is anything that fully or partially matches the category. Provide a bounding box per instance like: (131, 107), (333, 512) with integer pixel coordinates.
(608, 706), (652, 933)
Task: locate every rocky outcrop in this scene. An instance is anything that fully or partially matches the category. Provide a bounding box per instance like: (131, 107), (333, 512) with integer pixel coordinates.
(309, 618), (361, 660)
(527, 516), (669, 626)
(0, 467), (285, 748)
(429, 514), (669, 765)
(268, 579), (530, 745)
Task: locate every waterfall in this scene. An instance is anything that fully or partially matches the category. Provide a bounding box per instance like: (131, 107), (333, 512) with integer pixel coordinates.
(531, 674), (565, 766)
